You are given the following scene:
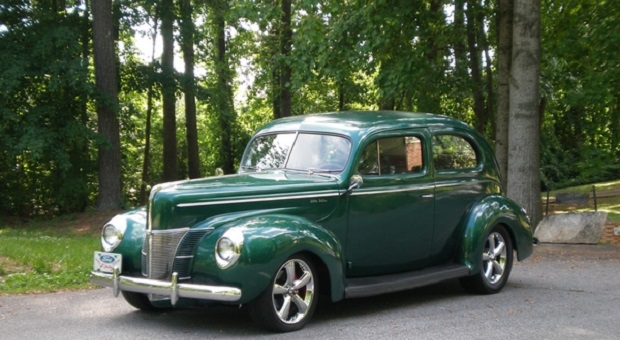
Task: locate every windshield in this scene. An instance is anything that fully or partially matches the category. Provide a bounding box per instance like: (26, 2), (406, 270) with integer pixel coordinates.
(241, 133), (351, 173)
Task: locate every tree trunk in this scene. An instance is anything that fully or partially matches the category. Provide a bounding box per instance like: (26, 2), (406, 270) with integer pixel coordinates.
(161, 0), (178, 182)
(613, 97), (620, 158)
(466, 0), (487, 133)
(496, 0), (513, 191)
(92, 0), (122, 210)
(453, 0), (467, 78)
(180, 0), (200, 179)
(418, 0), (443, 114)
(279, 0), (292, 117)
(338, 84), (345, 111)
(484, 46), (494, 134)
(212, 0), (236, 174)
(507, 0), (542, 227)
(140, 84), (154, 205)
(270, 25), (281, 119)
(140, 12), (158, 206)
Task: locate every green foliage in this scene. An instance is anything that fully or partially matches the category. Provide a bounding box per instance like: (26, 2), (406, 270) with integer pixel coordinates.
(0, 4), (95, 216)
(540, 0), (620, 187)
(0, 0), (617, 216)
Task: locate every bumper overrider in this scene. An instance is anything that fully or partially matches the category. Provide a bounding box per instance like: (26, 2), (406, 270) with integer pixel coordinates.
(90, 268), (242, 306)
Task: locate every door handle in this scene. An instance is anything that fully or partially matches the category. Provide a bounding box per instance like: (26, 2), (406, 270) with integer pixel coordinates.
(420, 194), (434, 198)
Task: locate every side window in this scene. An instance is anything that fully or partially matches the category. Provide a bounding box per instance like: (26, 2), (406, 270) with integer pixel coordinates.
(432, 134), (478, 171)
(358, 136), (424, 176)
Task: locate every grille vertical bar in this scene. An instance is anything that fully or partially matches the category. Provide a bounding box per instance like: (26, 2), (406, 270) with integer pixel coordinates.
(172, 228), (214, 280)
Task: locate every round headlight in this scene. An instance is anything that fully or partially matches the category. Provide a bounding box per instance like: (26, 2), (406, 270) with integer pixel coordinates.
(217, 238), (235, 260)
(101, 215), (127, 252)
(215, 228), (244, 269)
(102, 224), (119, 245)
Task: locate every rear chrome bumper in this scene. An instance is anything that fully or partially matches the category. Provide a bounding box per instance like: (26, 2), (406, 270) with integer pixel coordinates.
(90, 268), (242, 306)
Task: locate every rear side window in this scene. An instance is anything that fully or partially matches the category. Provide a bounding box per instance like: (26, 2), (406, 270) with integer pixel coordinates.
(432, 134), (478, 171)
(358, 136), (424, 175)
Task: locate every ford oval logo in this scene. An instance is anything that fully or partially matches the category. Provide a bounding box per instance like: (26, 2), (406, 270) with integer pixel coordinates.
(100, 255), (117, 263)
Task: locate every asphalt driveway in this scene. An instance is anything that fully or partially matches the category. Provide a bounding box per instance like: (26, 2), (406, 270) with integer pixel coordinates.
(1, 244), (619, 339)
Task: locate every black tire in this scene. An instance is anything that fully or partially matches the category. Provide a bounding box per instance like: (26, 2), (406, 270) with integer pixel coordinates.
(121, 291), (157, 311)
(248, 255), (319, 333)
(460, 226), (514, 294)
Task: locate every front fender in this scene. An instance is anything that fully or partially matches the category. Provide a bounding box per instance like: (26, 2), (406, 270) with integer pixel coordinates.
(106, 207), (147, 275)
(192, 214), (344, 304)
(458, 195), (533, 273)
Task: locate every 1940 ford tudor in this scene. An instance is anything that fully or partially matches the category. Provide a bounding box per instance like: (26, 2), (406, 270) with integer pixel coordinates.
(91, 111), (533, 332)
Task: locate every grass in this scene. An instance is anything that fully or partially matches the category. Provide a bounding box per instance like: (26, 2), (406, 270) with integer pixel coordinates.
(0, 210), (116, 295)
(543, 180), (620, 223)
(546, 179), (620, 196)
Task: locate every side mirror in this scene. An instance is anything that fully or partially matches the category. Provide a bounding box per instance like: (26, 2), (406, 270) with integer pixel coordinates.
(347, 174), (363, 193)
(214, 168), (224, 176)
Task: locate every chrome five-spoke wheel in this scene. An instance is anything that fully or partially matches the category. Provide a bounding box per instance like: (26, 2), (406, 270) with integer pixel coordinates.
(460, 226), (514, 294)
(482, 231), (508, 285)
(272, 258), (315, 324)
(248, 255), (319, 332)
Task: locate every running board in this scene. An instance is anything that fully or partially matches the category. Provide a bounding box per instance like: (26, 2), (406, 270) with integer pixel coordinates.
(345, 264), (470, 298)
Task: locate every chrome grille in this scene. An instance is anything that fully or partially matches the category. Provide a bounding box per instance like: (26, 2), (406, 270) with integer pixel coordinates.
(172, 228), (214, 280)
(142, 228), (189, 280)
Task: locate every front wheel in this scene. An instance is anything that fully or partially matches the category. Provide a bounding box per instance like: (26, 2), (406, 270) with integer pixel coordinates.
(460, 226), (514, 294)
(121, 291), (157, 310)
(248, 255), (319, 332)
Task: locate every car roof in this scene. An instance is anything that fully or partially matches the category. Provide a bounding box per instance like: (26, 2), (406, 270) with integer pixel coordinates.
(256, 111), (473, 140)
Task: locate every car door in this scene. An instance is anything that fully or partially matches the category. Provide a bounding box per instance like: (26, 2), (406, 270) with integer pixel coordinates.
(345, 129), (435, 277)
(427, 130), (491, 265)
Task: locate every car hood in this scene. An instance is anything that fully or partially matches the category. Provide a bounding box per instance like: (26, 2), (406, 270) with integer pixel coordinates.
(149, 171), (343, 230)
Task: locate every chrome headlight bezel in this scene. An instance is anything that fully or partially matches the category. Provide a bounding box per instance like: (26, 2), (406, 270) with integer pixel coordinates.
(215, 227), (244, 269)
(101, 215), (127, 252)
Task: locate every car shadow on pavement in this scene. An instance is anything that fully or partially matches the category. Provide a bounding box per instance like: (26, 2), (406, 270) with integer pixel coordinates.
(105, 279), (470, 337)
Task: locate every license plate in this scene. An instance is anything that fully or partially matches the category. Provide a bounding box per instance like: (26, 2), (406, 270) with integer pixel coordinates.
(93, 252), (122, 273)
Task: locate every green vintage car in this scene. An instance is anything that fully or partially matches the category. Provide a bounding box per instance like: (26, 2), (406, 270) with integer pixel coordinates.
(91, 111), (533, 332)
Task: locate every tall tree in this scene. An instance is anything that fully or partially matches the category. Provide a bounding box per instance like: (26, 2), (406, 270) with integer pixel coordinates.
(210, 0), (237, 174)
(140, 9), (158, 205)
(180, 0), (200, 179)
(495, 0), (513, 190)
(507, 0), (542, 226)
(466, 0), (487, 133)
(417, 0), (444, 114)
(161, 0), (178, 181)
(92, 0), (122, 210)
(278, 0), (293, 118)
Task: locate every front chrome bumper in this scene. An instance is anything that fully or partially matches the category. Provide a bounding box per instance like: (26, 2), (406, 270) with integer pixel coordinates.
(90, 268), (242, 306)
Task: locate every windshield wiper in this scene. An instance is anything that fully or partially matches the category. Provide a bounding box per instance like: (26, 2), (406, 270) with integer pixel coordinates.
(241, 165), (262, 172)
(280, 168), (338, 180)
(306, 167), (343, 174)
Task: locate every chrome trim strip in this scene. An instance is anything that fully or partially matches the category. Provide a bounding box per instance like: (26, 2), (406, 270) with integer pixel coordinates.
(90, 270), (242, 304)
(434, 179), (495, 189)
(351, 178), (497, 197)
(176, 191), (341, 208)
(351, 185), (435, 196)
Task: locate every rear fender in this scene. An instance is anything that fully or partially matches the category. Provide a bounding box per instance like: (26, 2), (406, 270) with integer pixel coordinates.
(457, 195), (533, 273)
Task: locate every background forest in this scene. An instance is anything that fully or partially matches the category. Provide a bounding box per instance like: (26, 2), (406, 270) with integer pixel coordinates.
(0, 0), (618, 218)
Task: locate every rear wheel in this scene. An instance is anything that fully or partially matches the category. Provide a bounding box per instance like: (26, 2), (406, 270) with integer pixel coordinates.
(460, 226), (513, 294)
(248, 255), (318, 332)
